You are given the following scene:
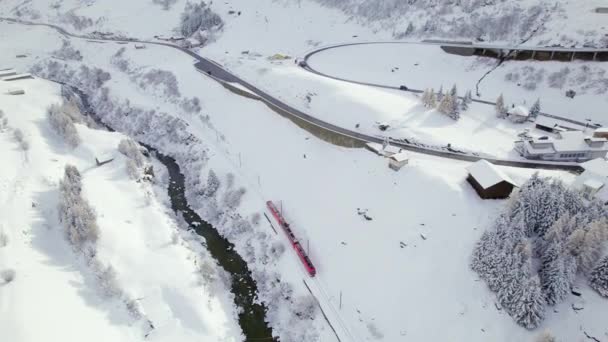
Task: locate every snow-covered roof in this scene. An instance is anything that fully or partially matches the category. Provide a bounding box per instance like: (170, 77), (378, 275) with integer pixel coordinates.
(584, 179), (604, 191)
(509, 106), (529, 117)
(525, 132), (608, 154)
(384, 145), (401, 155)
(534, 116), (586, 131)
(390, 151), (409, 162)
(467, 160), (517, 189)
(366, 142), (383, 153)
(581, 158), (608, 177)
(595, 127), (608, 133)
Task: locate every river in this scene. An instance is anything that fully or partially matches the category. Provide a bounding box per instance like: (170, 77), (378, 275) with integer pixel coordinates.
(64, 85), (275, 341)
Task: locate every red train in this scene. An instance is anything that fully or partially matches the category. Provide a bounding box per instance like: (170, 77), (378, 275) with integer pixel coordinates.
(266, 201), (317, 277)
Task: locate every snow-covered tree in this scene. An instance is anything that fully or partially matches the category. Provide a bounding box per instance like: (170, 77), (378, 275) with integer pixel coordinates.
(496, 94), (507, 119)
(428, 90), (437, 108)
(578, 220), (608, 275)
(421, 88), (431, 107)
(530, 98), (541, 119)
(512, 275), (545, 329)
(180, 2), (223, 38)
(58, 165), (99, 253)
(437, 85), (444, 102)
(204, 169), (220, 198)
(438, 93), (452, 115)
(450, 84), (458, 97)
(48, 103), (81, 148)
(589, 256), (608, 297)
(461, 90), (473, 111)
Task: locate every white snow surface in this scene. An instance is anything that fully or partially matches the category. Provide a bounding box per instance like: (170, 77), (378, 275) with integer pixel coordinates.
(1, 1), (608, 341)
(0, 77), (242, 342)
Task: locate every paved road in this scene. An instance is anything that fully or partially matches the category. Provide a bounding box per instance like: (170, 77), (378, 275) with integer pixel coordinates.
(0, 17), (584, 171)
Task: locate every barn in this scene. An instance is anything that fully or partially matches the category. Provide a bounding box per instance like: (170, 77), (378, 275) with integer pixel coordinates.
(466, 160), (518, 199)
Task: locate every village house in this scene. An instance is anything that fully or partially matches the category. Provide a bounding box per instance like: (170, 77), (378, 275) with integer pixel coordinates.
(388, 151), (409, 171)
(593, 127), (608, 139)
(573, 158), (608, 203)
(518, 131), (608, 162)
(466, 160), (518, 199)
(507, 106), (530, 124)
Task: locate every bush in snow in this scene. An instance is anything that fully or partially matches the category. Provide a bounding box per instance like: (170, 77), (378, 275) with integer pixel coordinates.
(293, 296), (317, 320)
(60, 11), (94, 31)
(58, 165), (99, 253)
(48, 103), (81, 148)
(153, 0), (178, 10)
(110, 47), (131, 73)
(180, 97), (202, 114)
(0, 269), (16, 284)
(52, 40), (83, 61)
(495, 94), (507, 118)
(251, 212), (261, 226)
(203, 169), (220, 198)
(471, 174), (608, 328)
(548, 67), (570, 89)
(0, 110), (7, 131)
(180, 1), (223, 38)
(589, 256), (608, 297)
(13, 128), (29, 151)
(529, 99), (541, 119)
(535, 329), (557, 342)
(0, 229), (8, 248)
(89, 258), (122, 298)
(136, 69), (181, 99)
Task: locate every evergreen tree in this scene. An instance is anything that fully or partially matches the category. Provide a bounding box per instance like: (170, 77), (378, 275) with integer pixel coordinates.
(512, 275), (545, 329)
(437, 85), (444, 102)
(438, 93), (452, 115)
(589, 256), (608, 297)
(496, 94), (507, 119)
(421, 89), (431, 107)
(530, 99), (541, 119)
(578, 220), (608, 275)
(449, 95), (461, 120)
(450, 84), (458, 97)
(461, 90), (472, 111)
(539, 242), (570, 305)
(428, 90), (437, 108)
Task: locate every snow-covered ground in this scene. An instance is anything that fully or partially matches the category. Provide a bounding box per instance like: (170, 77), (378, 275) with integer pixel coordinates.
(0, 76), (242, 342)
(2, 0), (608, 341)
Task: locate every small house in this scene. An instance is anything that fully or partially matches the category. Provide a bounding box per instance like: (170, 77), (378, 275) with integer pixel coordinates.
(508, 106), (530, 123)
(0, 69), (16, 78)
(388, 151), (409, 171)
(573, 158), (608, 202)
(6, 88), (24, 95)
(467, 160), (517, 199)
(593, 127), (608, 139)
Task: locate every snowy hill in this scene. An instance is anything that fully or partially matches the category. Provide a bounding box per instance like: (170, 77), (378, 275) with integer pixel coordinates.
(0, 76), (242, 342)
(309, 0), (608, 47)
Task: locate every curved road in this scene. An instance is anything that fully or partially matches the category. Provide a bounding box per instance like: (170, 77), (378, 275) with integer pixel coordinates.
(301, 41), (600, 129)
(0, 17), (585, 171)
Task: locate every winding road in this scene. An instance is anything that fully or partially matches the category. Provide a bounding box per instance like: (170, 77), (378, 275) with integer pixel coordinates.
(0, 17), (589, 172)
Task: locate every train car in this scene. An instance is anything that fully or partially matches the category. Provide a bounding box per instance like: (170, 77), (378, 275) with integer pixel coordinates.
(266, 201), (317, 277)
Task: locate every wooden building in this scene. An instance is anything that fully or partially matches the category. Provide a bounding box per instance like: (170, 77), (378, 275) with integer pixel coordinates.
(466, 160), (517, 199)
(388, 151), (409, 171)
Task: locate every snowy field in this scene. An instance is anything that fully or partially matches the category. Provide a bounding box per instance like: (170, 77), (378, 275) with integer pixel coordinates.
(1, 0), (608, 341)
(0, 76), (242, 342)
